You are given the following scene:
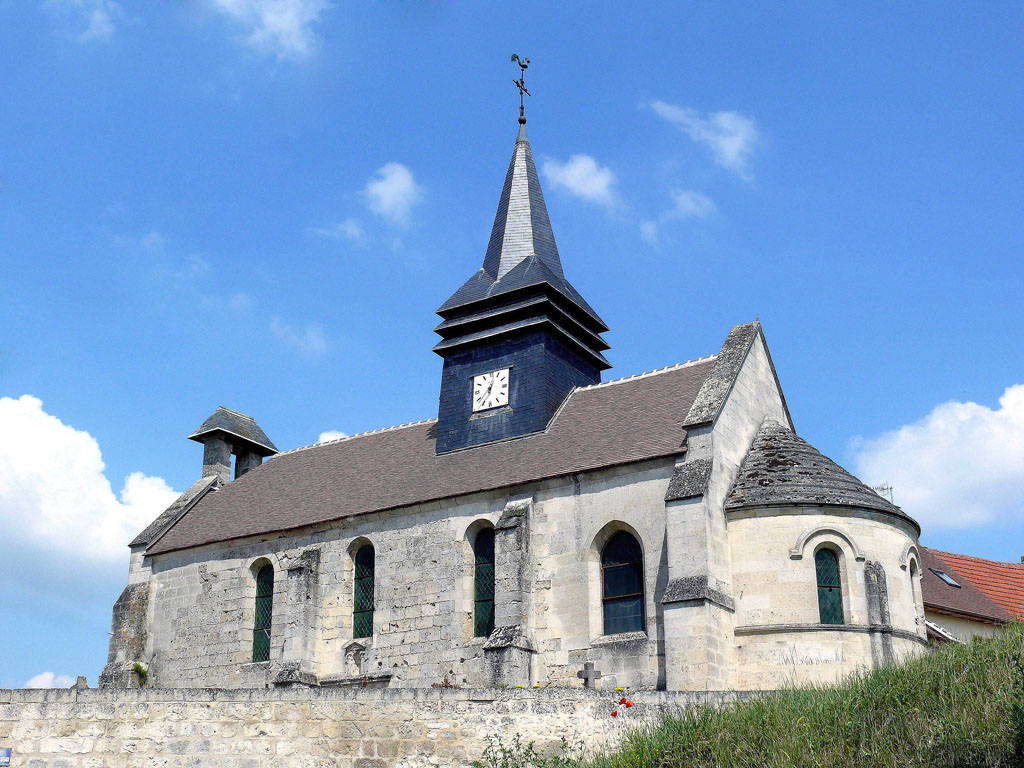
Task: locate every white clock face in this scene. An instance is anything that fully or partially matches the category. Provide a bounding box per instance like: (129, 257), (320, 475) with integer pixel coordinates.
(472, 368), (510, 411)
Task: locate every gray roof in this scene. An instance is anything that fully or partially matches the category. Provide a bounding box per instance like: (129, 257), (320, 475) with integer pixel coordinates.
(128, 475), (219, 548)
(684, 321), (793, 430)
(437, 124), (606, 329)
(725, 419), (920, 532)
(147, 356), (717, 555)
(188, 407), (278, 455)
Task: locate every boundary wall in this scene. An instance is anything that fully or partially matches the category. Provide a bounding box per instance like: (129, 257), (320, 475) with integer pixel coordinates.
(0, 687), (756, 767)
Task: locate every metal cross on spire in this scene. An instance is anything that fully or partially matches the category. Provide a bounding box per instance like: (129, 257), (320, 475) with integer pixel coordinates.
(511, 54), (531, 124)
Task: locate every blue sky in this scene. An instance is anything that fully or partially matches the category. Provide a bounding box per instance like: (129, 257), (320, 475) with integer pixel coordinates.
(1, 1), (1022, 688)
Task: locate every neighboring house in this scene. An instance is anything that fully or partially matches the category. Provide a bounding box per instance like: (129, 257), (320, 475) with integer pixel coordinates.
(919, 547), (1020, 642)
(100, 109), (930, 693)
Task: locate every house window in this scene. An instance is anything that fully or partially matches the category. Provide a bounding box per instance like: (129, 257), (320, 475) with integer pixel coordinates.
(353, 544), (375, 639)
(815, 548), (844, 625)
(252, 564), (274, 662)
(474, 527), (496, 638)
(601, 531), (645, 634)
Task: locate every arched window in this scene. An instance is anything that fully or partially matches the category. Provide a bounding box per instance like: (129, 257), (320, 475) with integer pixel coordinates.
(601, 531), (645, 635)
(252, 563), (274, 662)
(474, 527), (496, 637)
(815, 548), (844, 625)
(353, 544), (375, 639)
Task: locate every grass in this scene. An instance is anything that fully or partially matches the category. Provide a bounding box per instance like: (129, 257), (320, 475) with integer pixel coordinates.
(477, 623), (1024, 768)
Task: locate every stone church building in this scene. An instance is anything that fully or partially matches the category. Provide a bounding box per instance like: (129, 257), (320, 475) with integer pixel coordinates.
(101, 110), (927, 693)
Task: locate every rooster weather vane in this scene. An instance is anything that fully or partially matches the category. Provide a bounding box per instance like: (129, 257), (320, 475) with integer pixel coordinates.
(511, 54), (531, 122)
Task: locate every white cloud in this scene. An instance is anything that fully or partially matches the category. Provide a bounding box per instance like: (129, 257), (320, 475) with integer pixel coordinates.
(46, 0), (121, 42)
(668, 189), (716, 219)
(541, 155), (618, 208)
(317, 430), (346, 443)
(363, 163), (423, 228)
(24, 672), (76, 689)
(650, 101), (759, 179)
(270, 317), (328, 355)
(640, 189), (715, 243)
(851, 384), (1024, 529)
(206, 0), (331, 60)
(309, 218), (366, 245)
(639, 220), (659, 244)
(0, 395), (179, 563)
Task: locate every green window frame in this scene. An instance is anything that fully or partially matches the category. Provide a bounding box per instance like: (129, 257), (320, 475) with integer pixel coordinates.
(815, 548), (844, 625)
(601, 531), (645, 635)
(474, 527), (496, 638)
(253, 564), (274, 662)
(353, 544), (375, 639)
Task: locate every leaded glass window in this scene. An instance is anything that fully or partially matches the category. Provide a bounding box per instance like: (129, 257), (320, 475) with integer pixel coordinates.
(253, 564), (273, 662)
(353, 544), (375, 639)
(474, 527), (495, 638)
(815, 548), (844, 625)
(602, 532), (645, 635)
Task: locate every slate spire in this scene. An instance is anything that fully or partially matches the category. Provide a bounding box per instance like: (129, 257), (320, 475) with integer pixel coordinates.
(432, 112), (611, 453)
(480, 118), (564, 282)
(435, 119), (609, 364)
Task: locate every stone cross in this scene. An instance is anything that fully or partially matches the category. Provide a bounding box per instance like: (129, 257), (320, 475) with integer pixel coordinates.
(576, 662), (602, 689)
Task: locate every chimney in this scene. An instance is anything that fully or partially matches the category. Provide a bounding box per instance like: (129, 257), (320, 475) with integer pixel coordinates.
(188, 407), (278, 483)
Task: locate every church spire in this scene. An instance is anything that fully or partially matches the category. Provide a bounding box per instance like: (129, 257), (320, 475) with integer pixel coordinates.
(432, 60), (610, 453)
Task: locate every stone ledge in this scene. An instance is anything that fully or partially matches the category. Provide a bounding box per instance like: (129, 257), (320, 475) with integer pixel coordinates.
(662, 576), (735, 612)
(664, 458), (713, 502)
(590, 631), (649, 648)
(734, 623), (928, 646)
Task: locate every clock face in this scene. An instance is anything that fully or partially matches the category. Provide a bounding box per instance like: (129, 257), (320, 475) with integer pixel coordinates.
(472, 368), (510, 412)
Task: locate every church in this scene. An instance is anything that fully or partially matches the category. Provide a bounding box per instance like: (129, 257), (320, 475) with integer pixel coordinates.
(100, 98), (928, 694)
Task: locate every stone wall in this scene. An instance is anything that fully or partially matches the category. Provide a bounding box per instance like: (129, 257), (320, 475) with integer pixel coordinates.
(124, 457), (679, 691)
(729, 505), (928, 688)
(0, 687), (753, 768)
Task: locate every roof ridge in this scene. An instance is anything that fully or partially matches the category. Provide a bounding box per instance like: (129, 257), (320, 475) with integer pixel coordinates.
(272, 418), (438, 459)
(928, 548), (1024, 568)
(217, 405), (254, 420)
(578, 355), (718, 391)
(271, 359), (716, 460)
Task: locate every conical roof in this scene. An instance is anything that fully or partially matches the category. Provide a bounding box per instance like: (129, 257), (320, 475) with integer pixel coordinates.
(437, 123), (606, 329)
(726, 419), (918, 530)
(434, 119), (609, 369)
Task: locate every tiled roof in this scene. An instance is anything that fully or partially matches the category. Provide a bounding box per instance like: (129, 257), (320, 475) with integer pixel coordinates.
(920, 547), (1013, 624)
(927, 548), (1024, 620)
(188, 406), (278, 455)
(147, 356), (716, 555)
(725, 419), (919, 531)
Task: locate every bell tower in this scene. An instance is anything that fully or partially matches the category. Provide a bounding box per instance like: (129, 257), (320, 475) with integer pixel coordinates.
(433, 71), (610, 453)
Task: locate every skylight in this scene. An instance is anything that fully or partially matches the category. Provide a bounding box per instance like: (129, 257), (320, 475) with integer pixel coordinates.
(930, 568), (961, 588)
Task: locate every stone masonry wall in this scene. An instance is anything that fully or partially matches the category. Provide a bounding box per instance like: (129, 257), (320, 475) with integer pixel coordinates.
(130, 457), (678, 691)
(0, 687), (754, 768)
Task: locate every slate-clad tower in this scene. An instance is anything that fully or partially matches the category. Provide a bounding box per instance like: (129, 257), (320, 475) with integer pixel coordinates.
(434, 116), (611, 452)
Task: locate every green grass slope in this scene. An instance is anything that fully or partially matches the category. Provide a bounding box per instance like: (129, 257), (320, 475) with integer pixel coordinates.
(483, 624), (1024, 768)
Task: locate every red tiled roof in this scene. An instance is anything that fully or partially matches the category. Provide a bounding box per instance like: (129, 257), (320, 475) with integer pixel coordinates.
(928, 548), (1024, 620)
(147, 358), (716, 555)
(920, 547), (1014, 624)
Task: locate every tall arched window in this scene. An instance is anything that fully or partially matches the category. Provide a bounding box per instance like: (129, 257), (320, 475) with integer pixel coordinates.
(474, 527), (496, 637)
(815, 548), (844, 625)
(601, 531), (645, 635)
(252, 563), (274, 662)
(353, 544), (375, 639)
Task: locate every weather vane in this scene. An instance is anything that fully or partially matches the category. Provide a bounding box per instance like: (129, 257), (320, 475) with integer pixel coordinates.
(511, 54), (531, 123)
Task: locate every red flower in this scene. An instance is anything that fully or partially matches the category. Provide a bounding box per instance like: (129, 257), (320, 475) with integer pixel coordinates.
(625, 701), (634, 708)
(611, 711), (618, 717)
(618, 697), (627, 705)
